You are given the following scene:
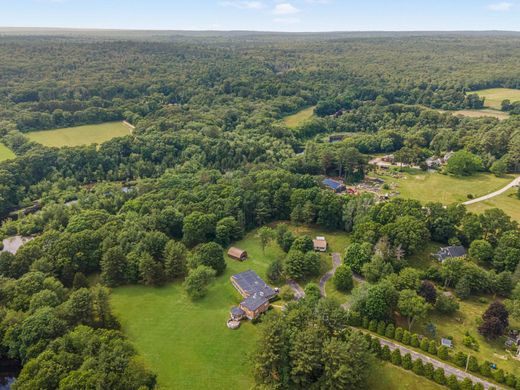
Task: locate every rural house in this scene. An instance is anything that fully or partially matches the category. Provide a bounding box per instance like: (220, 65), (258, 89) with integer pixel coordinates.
(313, 236), (327, 252)
(433, 245), (467, 262)
(230, 270), (278, 320)
(227, 247), (248, 261)
(322, 178), (346, 193)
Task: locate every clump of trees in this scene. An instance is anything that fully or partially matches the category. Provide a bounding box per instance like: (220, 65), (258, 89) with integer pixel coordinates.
(253, 298), (372, 389)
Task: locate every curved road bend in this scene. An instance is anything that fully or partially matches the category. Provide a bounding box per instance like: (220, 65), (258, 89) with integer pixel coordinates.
(319, 252), (342, 296)
(463, 176), (520, 205)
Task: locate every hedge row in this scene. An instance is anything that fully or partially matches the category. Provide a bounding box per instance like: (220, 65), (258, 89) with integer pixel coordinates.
(347, 312), (520, 390)
(364, 332), (491, 390)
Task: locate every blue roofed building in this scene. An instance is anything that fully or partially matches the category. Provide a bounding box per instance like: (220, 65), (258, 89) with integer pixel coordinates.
(322, 178), (346, 193)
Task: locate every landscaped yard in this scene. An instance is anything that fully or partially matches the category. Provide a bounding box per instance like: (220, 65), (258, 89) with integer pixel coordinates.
(467, 188), (520, 223)
(376, 170), (513, 204)
(25, 121), (132, 147)
(473, 88), (520, 110)
(282, 106), (315, 128)
(368, 363), (444, 390)
(0, 143), (15, 162)
(110, 224), (350, 389)
(426, 296), (520, 374)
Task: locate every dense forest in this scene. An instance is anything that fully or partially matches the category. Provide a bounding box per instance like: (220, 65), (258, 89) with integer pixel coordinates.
(0, 30), (520, 389)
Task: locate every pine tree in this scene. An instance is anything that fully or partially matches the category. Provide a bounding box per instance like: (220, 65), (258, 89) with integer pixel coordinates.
(402, 353), (412, 370)
(391, 349), (402, 366)
(412, 358), (424, 376)
(433, 368), (446, 385)
(163, 240), (187, 280)
(100, 246), (128, 287)
(385, 323), (395, 338)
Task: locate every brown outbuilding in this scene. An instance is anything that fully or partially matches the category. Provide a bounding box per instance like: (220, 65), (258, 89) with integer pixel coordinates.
(227, 247), (248, 261)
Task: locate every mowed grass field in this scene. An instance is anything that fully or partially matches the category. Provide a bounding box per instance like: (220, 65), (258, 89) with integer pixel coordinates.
(111, 225), (349, 390)
(377, 170), (513, 204)
(26, 121), (132, 147)
(450, 109), (509, 120)
(368, 363), (444, 390)
(473, 88), (520, 110)
(283, 106), (315, 128)
(0, 143), (15, 162)
(468, 188), (520, 222)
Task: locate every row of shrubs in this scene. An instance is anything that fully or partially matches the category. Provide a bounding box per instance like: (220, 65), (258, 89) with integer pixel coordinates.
(348, 312), (520, 389)
(364, 332), (497, 390)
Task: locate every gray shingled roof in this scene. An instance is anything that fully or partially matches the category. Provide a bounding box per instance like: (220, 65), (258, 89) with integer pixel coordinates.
(241, 293), (269, 311)
(230, 306), (245, 316)
(434, 246), (466, 262)
(231, 270), (277, 300)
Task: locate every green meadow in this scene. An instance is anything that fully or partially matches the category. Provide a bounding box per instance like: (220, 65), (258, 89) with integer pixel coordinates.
(376, 170), (513, 204)
(468, 188), (520, 223)
(25, 121), (132, 147)
(283, 106), (315, 128)
(473, 87), (520, 109)
(110, 225), (350, 389)
(0, 143), (15, 162)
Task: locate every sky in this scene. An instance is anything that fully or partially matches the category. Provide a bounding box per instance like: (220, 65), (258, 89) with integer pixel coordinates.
(0, 0), (519, 32)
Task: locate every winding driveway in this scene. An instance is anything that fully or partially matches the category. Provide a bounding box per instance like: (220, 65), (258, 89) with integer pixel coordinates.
(373, 335), (503, 389)
(319, 252), (342, 296)
(463, 176), (520, 205)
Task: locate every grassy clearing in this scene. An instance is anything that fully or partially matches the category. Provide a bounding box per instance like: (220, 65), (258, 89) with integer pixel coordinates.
(473, 88), (520, 110)
(368, 363), (444, 390)
(450, 109), (509, 120)
(467, 188), (520, 223)
(110, 224), (349, 390)
(427, 296), (520, 373)
(282, 106), (315, 128)
(25, 121), (132, 147)
(376, 170), (513, 204)
(0, 143), (15, 162)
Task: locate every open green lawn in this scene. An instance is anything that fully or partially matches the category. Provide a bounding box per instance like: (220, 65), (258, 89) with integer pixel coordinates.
(376, 170), (513, 204)
(425, 296), (520, 374)
(25, 121), (132, 147)
(0, 143), (15, 162)
(111, 224), (349, 389)
(467, 188), (520, 223)
(368, 363), (444, 390)
(450, 109), (509, 120)
(473, 88), (520, 110)
(282, 106), (315, 128)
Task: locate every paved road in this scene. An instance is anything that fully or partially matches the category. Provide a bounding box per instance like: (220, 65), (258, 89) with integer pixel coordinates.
(287, 279), (305, 299)
(371, 335), (502, 389)
(463, 176), (520, 205)
(319, 252), (342, 296)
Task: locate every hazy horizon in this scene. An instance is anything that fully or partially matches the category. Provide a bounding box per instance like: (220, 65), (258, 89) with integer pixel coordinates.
(1, 1), (519, 32)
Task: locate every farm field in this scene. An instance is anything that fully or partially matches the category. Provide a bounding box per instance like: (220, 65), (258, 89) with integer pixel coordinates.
(467, 188), (520, 222)
(283, 106), (315, 128)
(25, 121), (132, 147)
(450, 109), (509, 120)
(473, 88), (520, 110)
(376, 170), (513, 204)
(368, 363), (445, 390)
(0, 143), (15, 162)
(111, 224), (349, 389)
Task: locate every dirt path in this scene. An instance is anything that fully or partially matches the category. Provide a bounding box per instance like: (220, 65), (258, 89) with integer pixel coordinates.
(463, 176), (520, 205)
(319, 252), (342, 297)
(287, 279), (305, 299)
(373, 335), (502, 389)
